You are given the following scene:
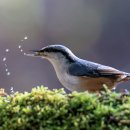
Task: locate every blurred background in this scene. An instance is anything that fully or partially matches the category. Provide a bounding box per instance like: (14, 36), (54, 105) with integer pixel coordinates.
(0, 0), (130, 93)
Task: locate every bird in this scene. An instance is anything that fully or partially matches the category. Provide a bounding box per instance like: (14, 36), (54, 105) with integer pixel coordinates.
(30, 44), (130, 92)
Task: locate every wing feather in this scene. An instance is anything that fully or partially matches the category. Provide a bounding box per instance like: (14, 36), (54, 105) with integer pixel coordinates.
(68, 61), (124, 78)
(97, 66), (124, 76)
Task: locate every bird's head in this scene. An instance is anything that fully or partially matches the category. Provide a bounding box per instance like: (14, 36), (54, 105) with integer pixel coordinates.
(31, 45), (76, 63)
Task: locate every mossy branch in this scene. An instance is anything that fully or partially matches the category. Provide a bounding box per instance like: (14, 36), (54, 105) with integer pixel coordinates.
(0, 86), (130, 130)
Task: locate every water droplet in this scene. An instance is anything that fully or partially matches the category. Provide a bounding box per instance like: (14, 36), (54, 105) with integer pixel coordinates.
(18, 45), (22, 49)
(3, 57), (6, 62)
(5, 64), (7, 67)
(5, 49), (9, 52)
(7, 72), (11, 76)
(10, 87), (13, 91)
(5, 69), (8, 72)
(24, 36), (28, 40)
(20, 49), (23, 52)
(10, 87), (14, 93)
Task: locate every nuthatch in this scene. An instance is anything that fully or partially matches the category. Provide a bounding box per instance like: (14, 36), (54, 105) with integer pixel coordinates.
(31, 44), (130, 92)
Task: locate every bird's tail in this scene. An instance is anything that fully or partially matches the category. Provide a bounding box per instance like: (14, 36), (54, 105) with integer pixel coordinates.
(123, 73), (130, 81)
(117, 72), (130, 83)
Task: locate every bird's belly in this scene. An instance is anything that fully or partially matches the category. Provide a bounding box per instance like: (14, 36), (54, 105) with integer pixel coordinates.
(59, 74), (116, 92)
(57, 73), (82, 92)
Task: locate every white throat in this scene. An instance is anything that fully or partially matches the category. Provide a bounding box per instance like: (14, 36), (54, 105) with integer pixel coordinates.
(46, 57), (80, 91)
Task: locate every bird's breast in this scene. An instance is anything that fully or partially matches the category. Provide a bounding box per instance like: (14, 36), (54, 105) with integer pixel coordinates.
(57, 71), (81, 91)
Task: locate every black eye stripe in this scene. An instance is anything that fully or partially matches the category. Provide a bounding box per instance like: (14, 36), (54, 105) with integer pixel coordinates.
(41, 47), (75, 63)
(41, 47), (66, 54)
(45, 48), (61, 53)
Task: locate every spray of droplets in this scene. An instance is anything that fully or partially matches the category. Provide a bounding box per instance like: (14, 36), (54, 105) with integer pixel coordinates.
(1, 35), (29, 90)
(10, 86), (15, 94)
(18, 36), (28, 55)
(2, 36), (28, 77)
(2, 49), (11, 76)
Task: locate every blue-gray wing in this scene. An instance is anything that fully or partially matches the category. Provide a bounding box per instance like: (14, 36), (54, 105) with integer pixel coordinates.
(68, 62), (100, 77)
(68, 61), (124, 78)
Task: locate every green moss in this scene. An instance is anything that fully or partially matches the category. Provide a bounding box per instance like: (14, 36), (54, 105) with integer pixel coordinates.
(0, 86), (130, 130)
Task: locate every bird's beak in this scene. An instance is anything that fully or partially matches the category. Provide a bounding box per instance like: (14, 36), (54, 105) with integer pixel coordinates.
(24, 50), (44, 57)
(30, 50), (43, 56)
